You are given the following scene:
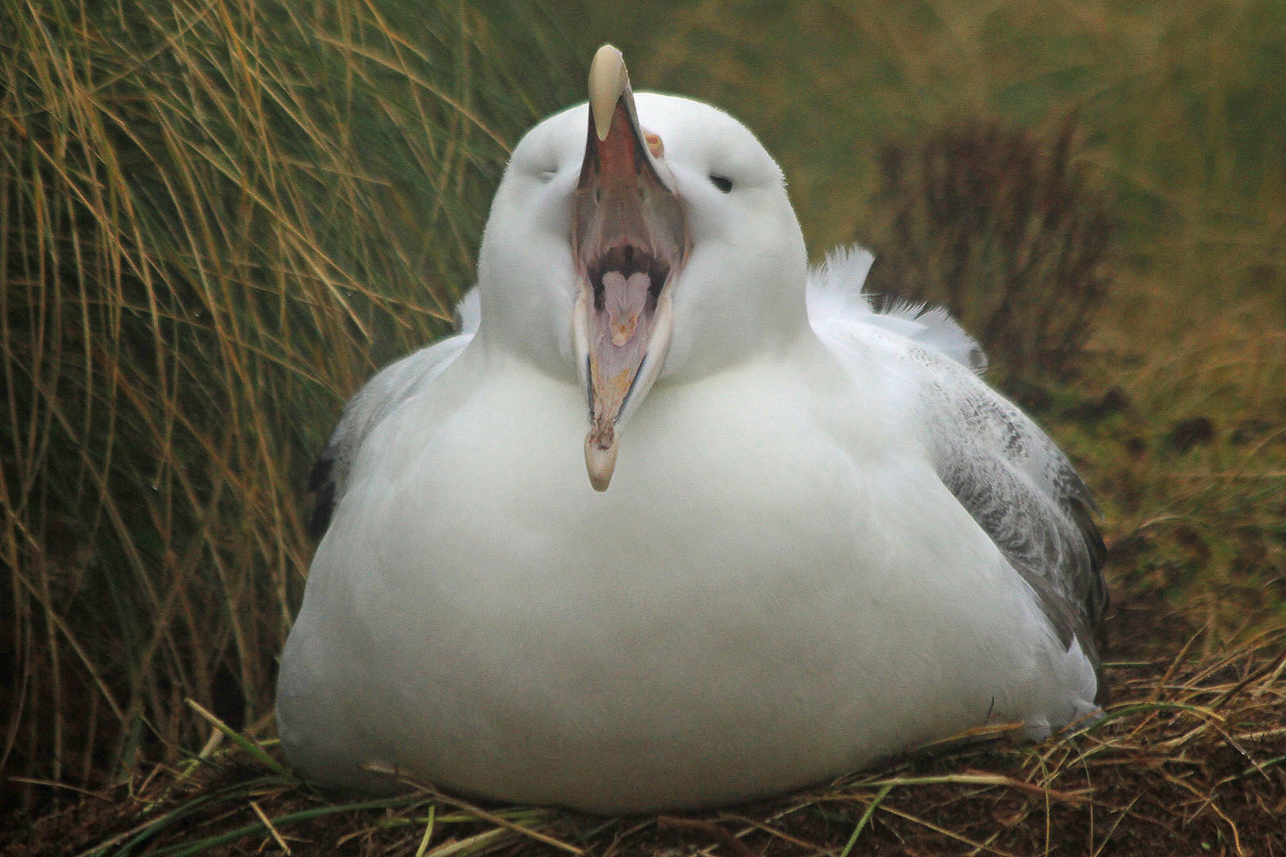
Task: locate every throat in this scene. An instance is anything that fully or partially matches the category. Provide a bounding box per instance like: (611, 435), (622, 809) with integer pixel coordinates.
(590, 243), (669, 319)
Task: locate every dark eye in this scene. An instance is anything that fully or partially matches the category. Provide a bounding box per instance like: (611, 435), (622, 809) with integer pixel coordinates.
(709, 174), (733, 193)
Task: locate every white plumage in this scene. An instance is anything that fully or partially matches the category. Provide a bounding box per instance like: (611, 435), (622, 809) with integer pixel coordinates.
(277, 47), (1106, 814)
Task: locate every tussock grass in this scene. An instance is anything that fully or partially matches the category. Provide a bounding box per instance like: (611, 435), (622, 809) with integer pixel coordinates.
(3, 0), (1285, 852)
(1, 0), (576, 810)
(862, 114), (1115, 380)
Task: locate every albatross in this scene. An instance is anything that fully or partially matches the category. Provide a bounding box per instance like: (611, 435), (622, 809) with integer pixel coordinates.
(276, 45), (1108, 814)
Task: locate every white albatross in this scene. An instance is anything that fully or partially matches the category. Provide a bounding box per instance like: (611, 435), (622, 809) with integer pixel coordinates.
(276, 45), (1108, 814)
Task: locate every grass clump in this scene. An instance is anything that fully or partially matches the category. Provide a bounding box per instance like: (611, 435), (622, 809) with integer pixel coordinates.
(1, 0), (576, 810)
(862, 115), (1115, 380)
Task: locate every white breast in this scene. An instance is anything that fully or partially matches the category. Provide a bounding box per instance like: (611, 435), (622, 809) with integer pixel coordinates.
(277, 339), (1097, 812)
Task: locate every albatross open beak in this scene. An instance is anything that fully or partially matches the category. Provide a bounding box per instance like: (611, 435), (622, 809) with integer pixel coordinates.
(572, 45), (688, 492)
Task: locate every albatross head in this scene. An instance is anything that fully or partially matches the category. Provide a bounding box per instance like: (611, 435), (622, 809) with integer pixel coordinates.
(475, 45), (808, 491)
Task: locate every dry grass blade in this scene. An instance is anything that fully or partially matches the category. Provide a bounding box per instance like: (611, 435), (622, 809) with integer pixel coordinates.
(246, 801), (289, 854)
(184, 699), (289, 779)
(657, 816), (757, 857)
(364, 765), (584, 856)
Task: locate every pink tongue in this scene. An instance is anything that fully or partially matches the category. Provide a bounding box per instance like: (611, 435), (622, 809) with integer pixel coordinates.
(588, 266), (656, 433)
(602, 270), (651, 346)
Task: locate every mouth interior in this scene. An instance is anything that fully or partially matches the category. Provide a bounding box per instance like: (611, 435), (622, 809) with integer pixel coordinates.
(590, 243), (669, 331)
(583, 239), (671, 426)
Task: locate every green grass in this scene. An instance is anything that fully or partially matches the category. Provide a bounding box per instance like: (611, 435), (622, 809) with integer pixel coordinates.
(2, 0), (1285, 850)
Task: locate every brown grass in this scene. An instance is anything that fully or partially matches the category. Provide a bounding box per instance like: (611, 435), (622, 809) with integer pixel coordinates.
(862, 115), (1114, 380)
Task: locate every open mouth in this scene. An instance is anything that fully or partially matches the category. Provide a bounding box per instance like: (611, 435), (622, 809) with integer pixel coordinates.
(571, 47), (688, 492)
(590, 244), (668, 332)
(579, 242), (672, 456)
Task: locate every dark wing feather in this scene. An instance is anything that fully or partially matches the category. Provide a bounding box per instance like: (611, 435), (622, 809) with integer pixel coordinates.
(307, 455), (338, 539)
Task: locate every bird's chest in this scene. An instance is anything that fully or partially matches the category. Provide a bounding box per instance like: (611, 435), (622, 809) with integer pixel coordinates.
(329, 363), (897, 659)
(378, 367), (862, 570)
(302, 363), (1027, 809)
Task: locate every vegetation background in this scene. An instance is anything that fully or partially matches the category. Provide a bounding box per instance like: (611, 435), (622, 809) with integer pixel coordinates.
(2, 0), (1284, 853)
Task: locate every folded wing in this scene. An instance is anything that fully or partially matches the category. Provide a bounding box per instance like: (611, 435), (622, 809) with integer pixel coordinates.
(809, 247), (1108, 696)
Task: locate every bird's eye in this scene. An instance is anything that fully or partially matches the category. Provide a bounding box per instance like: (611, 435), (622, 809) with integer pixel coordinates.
(709, 174), (733, 193)
(538, 170), (558, 183)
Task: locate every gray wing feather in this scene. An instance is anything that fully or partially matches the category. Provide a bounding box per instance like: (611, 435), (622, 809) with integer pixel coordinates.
(922, 366), (1109, 692)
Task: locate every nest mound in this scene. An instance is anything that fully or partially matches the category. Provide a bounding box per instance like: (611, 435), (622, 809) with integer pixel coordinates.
(5, 619), (1283, 857)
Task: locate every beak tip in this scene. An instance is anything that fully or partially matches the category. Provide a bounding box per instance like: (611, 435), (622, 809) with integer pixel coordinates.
(585, 435), (619, 492)
(589, 43), (629, 142)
